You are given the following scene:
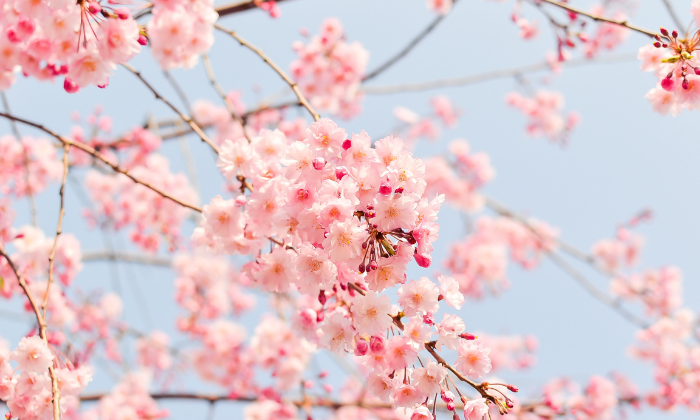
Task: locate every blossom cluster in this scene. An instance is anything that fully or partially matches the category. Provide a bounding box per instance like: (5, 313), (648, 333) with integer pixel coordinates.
(291, 19), (369, 118)
(505, 91), (580, 143)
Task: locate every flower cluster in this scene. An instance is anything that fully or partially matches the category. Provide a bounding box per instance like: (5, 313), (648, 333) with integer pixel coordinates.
(445, 216), (558, 299)
(393, 95), (462, 146)
(83, 371), (166, 420)
(147, 0), (218, 69)
(505, 91), (580, 143)
(0, 135), (63, 197)
(2, 336), (92, 420)
(291, 19), (369, 118)
(84, 155), (198, 252)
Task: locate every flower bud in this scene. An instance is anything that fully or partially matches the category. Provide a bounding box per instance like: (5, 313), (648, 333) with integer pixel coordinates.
(459, 332), (477, 340)
(313, 157), (325, 170)
(660, 27), (669, 36)
(447, 402), (455, 411)
(379, 182), (392, 195)
(335, 167), (348, 180)
(316, 310), (324, 323)
(319, 370), (328, 378)
(342, 139), (352, 150)
(115, 7), (130, 19)
(506, 399), (514, 408)
(318, 290), (327, 305)
(653, 41), (661, 48)
(683, 79), (690, 90)
(370, 335), (386, 355)
(369, 261), (378, 271)
(87, 1), (101, 14)
(366, 204), (374, 211)
(672, 30), (678, 38)
(441, 390), (455, 403)
(423, 313), (434, 325)
(358, 264), (365, 273)
(394, 187), (404, 194)
(235, 194), (247, 206)
(138, 35), (148, 46)
(507, 384), (519, 393)
(355, 338), (369, 356)
(63, 78), (80, 94)
(414, 252), (432, 268)
(661, 77), (674, 91)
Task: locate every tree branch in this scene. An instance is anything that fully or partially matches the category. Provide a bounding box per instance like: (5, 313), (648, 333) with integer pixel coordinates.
(214, 24), (321, 122)
(215, 0), (295, 18)
(538, 0), (657, 37)
(121, 63), (220, 154)
(202, 53), (252, 142)
(81, 251), (173, 267)
(363, 0), (458, 82)
(0, 112), (203, 213)
(362, 53), (636, 94)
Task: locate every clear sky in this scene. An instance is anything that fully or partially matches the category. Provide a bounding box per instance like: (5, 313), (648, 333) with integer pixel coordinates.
(1, 1), (699, 419)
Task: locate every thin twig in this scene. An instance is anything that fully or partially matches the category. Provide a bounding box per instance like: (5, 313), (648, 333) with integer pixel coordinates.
(538, 0), (657, 37)
(215, 0), (295, 17)
(121, 63), (220, 154)
(201, 53), (252, 142)
(1, 92), (37, 226)
(0, 245), (61, 420)
(43, 144), (70, 317)
(362, 53), (636, 94)
(81, 250), (172, 267)
(363, 0), (458, 81)
(0, 112), (202, 213)
(483, 195), (648, 329)
(659, 0), (685, 31)
(214, 24), (320, 122)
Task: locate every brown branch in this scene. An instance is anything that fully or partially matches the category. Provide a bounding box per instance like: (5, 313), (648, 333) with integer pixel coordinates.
(538, 0), (657, 37)
(483, 195), (648, 329)
(363, 0), (458, 82)
(1, 92), (37, 226)
(659, 0), (685, 30)
(0, 112), (203, 213)
(43, 144), (70, 317)
(120, 63), (220, 154)
(0, 245), (61, 420)
(201, 53), (252, 143)
(215, 0), (295, 17)
(214, 24), (320, 122)
(362, 53), (636, 95)
(81, 251), (173, 267)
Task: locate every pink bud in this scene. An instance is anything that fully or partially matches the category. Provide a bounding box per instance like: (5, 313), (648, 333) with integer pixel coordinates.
(441, 390), (455, 403)
(316, 310), (324, 323)
(87, 1), (102, 14)
(506, 399), (514, 408)
(370, 335), (386, 355)
(358, 264), (365, 273)
(672, 30), (678, 38)
(366, 203), (374, 210)
(235, 194), (247, 206)
(369, 261), (378, 271)
(318, 290), (327, 305)
(683, 79), (690, 90)
(355, 339), (369, 356)
(423, 313), (434, 325)
(414, 252), (432, 268)
(342, 139), (352, 150)
(297, 188), (309, 200)
(97, 79), (109, 89)
(319, 370), (328, 379)
(138, 35), (148, 46)
(298, 308), (317, 329)
(695, 68), (700, 76)
(63, 78), (80, 94)
(366, 211), (376, 218)
(313, 157), (325, 170)
(447, 402), (455, 411)
(459, 332), (477, 340)
(379, 183), (392, 195)
(653, 41), (661, 48)
(17, 16), (36, 38)
(394, 187), (404, 194)
(660, 27), (669, 36)
(5, 412), (11, 420)
(661, 77), (674, 91)
(335, 167), (348, 180)
(507, 384), (519, 393)
(323, 384), (333, 393)
(115, 7), (130, 19)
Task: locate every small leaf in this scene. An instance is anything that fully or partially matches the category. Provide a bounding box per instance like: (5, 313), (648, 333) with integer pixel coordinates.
(661, 55), (680, 63)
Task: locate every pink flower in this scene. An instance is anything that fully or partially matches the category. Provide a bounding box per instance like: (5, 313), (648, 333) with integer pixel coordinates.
(438, 275), (464, 310)
(435, 313), (465, 350)
(367, 371), (398, 403)
(320, 313), (354, 354)
(202, 195), (245, 238)
(463, 398), (489, 420)
(67, 46), (115, 88)
(253, 247), (298, 292)
(411, 406), (433, 420)
(397, 277), (439, 316)
(304, 118), (347, 158)
(412, 361), (447, 396)
(351, 291), (392, 335)
(455, 342), (492, 379)
(385, 336), (418, 370)
(98, 17), (141, 63)
(11, 336), (54, 373)
(217, 138), (255, 179)
(373, 195), (419, 232)
(323, 218), (367, 262)
(404, 316), (432, 345)
(393, 383), (425, 408)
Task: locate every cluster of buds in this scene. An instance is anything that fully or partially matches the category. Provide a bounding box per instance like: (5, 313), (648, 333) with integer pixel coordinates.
(357, 214), (417, 273)
(653, 27), (700, 90)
